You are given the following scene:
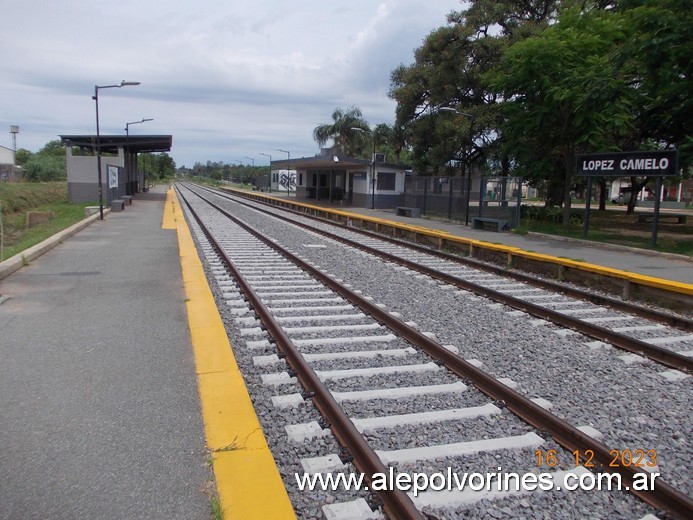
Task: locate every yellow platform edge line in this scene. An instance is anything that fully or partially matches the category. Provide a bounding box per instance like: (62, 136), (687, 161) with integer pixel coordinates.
(162, 185), (177, 229)
(165, 188), (296, 520)
(223, 188), (693, 296)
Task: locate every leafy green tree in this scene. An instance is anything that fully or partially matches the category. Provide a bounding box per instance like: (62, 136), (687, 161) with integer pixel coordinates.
(15, 148), (31, 166)
(489, 5), (635, 222)
(616, 0), (692, 168)
(389, 0), (558, 174)
(611, 0), (692, 212)
(157, 153), (176, 179)
(21, 140), (67, 181)
(312, 106), (370, 156)
(372, 123), (412, 164)
(22, 154), (66, 181)
(489, 0), (691, 217)
(139, 152), (176, 180)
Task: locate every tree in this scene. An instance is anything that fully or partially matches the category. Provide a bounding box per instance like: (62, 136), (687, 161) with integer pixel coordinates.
(312, 106), (369, 156)
(139, 152), (176, 180)
(156, 153), (176, 179)
(21, 140), (67, 181)
(488, 5), (636, 222)
(15, 148), (31, 166)
(616, 0), (692, 169)
(373, 123), (411, 164)
(389, 0), (558, 174)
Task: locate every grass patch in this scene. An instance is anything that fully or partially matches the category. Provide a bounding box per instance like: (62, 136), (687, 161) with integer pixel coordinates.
(209, 496), (223, 520)
(516, 210), (693, 256)
(0, 182), (94, 261)
(212, 437), (242, 453)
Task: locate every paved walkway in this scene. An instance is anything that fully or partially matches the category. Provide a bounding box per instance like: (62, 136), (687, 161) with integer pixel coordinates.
(0, 187), (210, 518)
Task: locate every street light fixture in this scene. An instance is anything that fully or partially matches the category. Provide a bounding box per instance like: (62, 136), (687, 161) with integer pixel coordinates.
(277, 149), (291, 196)
(439, 107), (476, 225)
(351, 127), (376, 209)
(125, 118), (153, 135)
(259, 153), (272, 192)
(93, 80), (141, 220)
(125, 118), (153, 195)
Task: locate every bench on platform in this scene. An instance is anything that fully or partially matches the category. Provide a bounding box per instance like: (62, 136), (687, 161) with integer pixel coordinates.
(111, 199), (125, 212)
(122, 195), (133, 205)
(636, 213), (687, 224)
(472, 217), (510, 232)
(396, 206), (421, 218)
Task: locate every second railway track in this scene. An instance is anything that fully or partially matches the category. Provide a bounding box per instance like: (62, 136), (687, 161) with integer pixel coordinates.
(177, 182), (692, 519)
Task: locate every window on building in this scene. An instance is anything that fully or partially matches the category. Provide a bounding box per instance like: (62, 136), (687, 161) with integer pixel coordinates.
(376, 171), (396, 190)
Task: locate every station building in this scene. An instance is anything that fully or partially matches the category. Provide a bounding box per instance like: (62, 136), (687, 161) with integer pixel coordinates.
(271, 150), (410, 208)
(59, 135), (172, 203)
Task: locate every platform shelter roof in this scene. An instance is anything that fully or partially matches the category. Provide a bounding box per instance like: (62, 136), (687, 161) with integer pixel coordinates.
(59, 135), (172, 154)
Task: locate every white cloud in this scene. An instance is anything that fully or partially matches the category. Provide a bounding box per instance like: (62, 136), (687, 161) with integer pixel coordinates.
(0, 0), (463, 167)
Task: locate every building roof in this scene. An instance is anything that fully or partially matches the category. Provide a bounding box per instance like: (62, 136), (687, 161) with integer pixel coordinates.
(272, 154), (408, 170)
(59, 135), (172, 154)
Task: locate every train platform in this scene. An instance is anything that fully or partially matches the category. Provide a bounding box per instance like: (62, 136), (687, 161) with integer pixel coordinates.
(0, 183), (688, 518)
(271, 194), (693, 285)
(0, 185), (294, 519)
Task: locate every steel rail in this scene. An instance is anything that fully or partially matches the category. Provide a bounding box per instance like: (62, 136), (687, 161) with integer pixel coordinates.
(191, 183), (692, 373)
(181, 184), (693, 519)
(177, 186), (423, 520)
(206, 183), (691, 331)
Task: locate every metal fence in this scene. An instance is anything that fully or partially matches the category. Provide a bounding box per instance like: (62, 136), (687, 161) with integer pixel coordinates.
(478, 176), (523, 227)
(401, 175), (522, 227)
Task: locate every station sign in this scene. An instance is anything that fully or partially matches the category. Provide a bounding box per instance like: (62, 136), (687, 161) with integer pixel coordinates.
(576, 150), (678, 177)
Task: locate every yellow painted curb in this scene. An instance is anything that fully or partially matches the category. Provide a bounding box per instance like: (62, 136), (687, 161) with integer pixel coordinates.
(164, 188), (296, 519)
(232, 189), (693, 297)
(225, 187), (692, 294)
(162, 187), (177, 229)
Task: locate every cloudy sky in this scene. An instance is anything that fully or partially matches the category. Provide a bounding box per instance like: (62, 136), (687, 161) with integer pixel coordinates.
(1, 0), (463, 168)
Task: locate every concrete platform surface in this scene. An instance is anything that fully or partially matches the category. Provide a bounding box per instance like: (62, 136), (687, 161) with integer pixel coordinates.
(0, 186), (211, 519)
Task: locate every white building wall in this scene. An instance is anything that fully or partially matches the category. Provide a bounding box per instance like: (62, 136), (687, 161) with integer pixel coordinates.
(0, 146), (14, 165)
(66, 147), (124, 203)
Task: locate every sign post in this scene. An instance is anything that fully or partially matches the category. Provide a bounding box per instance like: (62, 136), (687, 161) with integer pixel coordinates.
(575, 150), (679, 247)
(108, 165), (119, 204)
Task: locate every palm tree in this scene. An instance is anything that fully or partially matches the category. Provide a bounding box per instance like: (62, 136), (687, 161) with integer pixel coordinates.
(313, 106), (369, 156)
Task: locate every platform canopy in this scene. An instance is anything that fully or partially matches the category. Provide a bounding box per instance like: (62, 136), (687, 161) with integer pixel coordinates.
(59, 134), (172, 154)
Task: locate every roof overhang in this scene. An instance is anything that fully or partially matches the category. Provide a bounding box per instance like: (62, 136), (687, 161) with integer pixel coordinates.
(59, 134), (172, 154)
(272, 155), (407, 170)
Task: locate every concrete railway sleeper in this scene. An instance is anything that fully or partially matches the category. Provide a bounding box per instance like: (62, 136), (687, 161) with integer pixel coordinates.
(220, 184), (691, 319)
(177, 183), (692, 519)
(192, 183), (692, 375)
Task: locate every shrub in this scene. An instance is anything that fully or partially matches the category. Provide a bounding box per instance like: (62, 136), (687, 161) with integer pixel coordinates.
(521, 205), (583, 224)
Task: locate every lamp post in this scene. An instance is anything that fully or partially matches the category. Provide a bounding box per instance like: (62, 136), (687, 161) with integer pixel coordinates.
(439, 107), (476, 225)
(277, 149), (291, 196)
(125, 118), (153, 195)
(9, 125), (19, 166)
(125, 118), (153, 136)
(93, 80), (140, 220)
(259, 152), (272, 192)
(351, 127), (376, 209)
(244, 157), (257, 190)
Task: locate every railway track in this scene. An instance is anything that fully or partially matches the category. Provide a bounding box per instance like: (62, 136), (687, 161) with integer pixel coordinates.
(195, 183), (693, 375)
(177, 183), (692, 519)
